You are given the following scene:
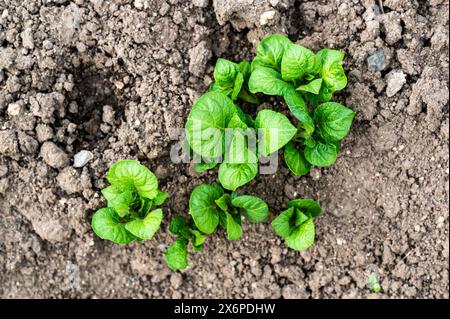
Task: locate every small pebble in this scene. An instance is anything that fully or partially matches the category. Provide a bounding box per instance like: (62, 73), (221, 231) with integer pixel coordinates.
(385, 70), (406, 97)
(73, 150), (94, 168)
(367, 48), (387, 72)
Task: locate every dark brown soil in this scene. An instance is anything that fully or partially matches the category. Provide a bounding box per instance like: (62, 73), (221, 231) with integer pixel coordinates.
(0, 0), (448, 298)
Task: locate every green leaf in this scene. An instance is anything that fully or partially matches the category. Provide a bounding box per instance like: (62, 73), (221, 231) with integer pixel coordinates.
(285, 217), (315, 251)
(185, 92), (237, 160)
(316, 49), (347, 92)
(226, 212), (243, 240)
(283, 89), (314, 137)
(165, 238), (189, 270)
(189, 183), (223, 234)
(218, 161), (258, 191)
(284, 142), (311, 176)
(153, 191), (169, 206)
(214, 58), (238, 88)
(124, 209), (163, 240)
(101, 184), (133, 217)
(297, 78), (323, 94)
(238, 60), (251, 81)
(191, 230), (206, 247)
(304, 142), (337, 167)
(253, 34), (292, 70)
(281, 43), (317, 82)
(227, 113), (248, 130)
(255, 109), (297, 156)
(209, 82), (232, 96)
(231, 195), (269, 223)
(91, 208), (135, 244)
(168, 216), (187, 235)
(231, 72), (244, 100)
(194, 161), (217, 173)
(106, 160), (159, 200)
(248, 67), (292, 96)
(288, 198), (321, 217)
(225, 130), (256, 164)
(238, 89), (260, 105)
(215, 193), (231, 212)
(271, 207), (295, 238)
(314, 102), (355, 142)
(295, 211), (310, 226)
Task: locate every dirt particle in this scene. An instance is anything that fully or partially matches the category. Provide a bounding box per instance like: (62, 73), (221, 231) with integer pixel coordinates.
(40, 141), (69, 169)
(188, 41), (212, 77)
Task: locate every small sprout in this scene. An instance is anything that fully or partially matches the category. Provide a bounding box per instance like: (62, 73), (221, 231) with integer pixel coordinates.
(368, 274), (382, 293)
(91, 160), (168, 244)
(271, 199), (321, 251)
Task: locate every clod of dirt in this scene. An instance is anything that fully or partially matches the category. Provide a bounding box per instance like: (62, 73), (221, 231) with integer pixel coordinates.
(385, 70), (406, 97)
(408, 66), (449, 131)
(57, 167), (92, 195)
(213, 0), (286, 30)
(188, 41), (212, 77)
(40, 142), (70, 169)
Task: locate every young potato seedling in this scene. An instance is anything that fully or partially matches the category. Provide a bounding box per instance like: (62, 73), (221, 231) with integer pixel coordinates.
(248, 34), (355, 174)
(91, 160), (168, 244)
(165, 216), (206, 270)
(185, 92), (296, 191)
(271, 198), (321, 251)
(189, 183), (269, 240)
(165, 183), (269, 270)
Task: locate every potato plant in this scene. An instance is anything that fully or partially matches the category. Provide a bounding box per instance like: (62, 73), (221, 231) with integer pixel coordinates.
(91, 160), (168, 244)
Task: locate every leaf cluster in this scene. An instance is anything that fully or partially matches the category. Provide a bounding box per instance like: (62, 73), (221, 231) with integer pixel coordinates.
(91, 160), (168, 244)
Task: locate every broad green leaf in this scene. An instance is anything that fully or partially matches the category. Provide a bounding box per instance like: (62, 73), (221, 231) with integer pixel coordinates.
(314, 102), (355, 142)
(285, 217), (315, 251)
(215, 193), (231, 212)
(281, 43), (317, 82)
(316, 49), (347, 92)
(297, 78), (323, 94)
(255, 109), (297, 156)
(124, 209), (163, 240)
(226, 212), (243, 240)
(295, 210), (310, 227)
(165, 238), (188, 270)
(168, 216), (187, 235)
(106, 160), (159, 199)
(209, 82), (233, 96)
(231, 72), (244, 100)
(231, 195), (269, 223)
(238, 60), (251, 81)
(214, 58), (238, 88)
(189, 183), (223, 234)
(283, 89), (314, 137)
(185, 92), (237, 160)
(227, 113), (248, 130)
(91, 208), (135, 244)
(284, 142), (311, 176)
(191, 230), (206, 247)
(253, 34), (292, 70)
(101, 184), (134, 217)
(225, 130), (256, 164)
(194, 161), (217, 173)
(304, 142), (337, 167)
(288, 198), (321, 217)
(271, 207), (295, 238)
(218, 161), (258, 191)
(248, 67), (292, 96)
(153, 191), (169, 206)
